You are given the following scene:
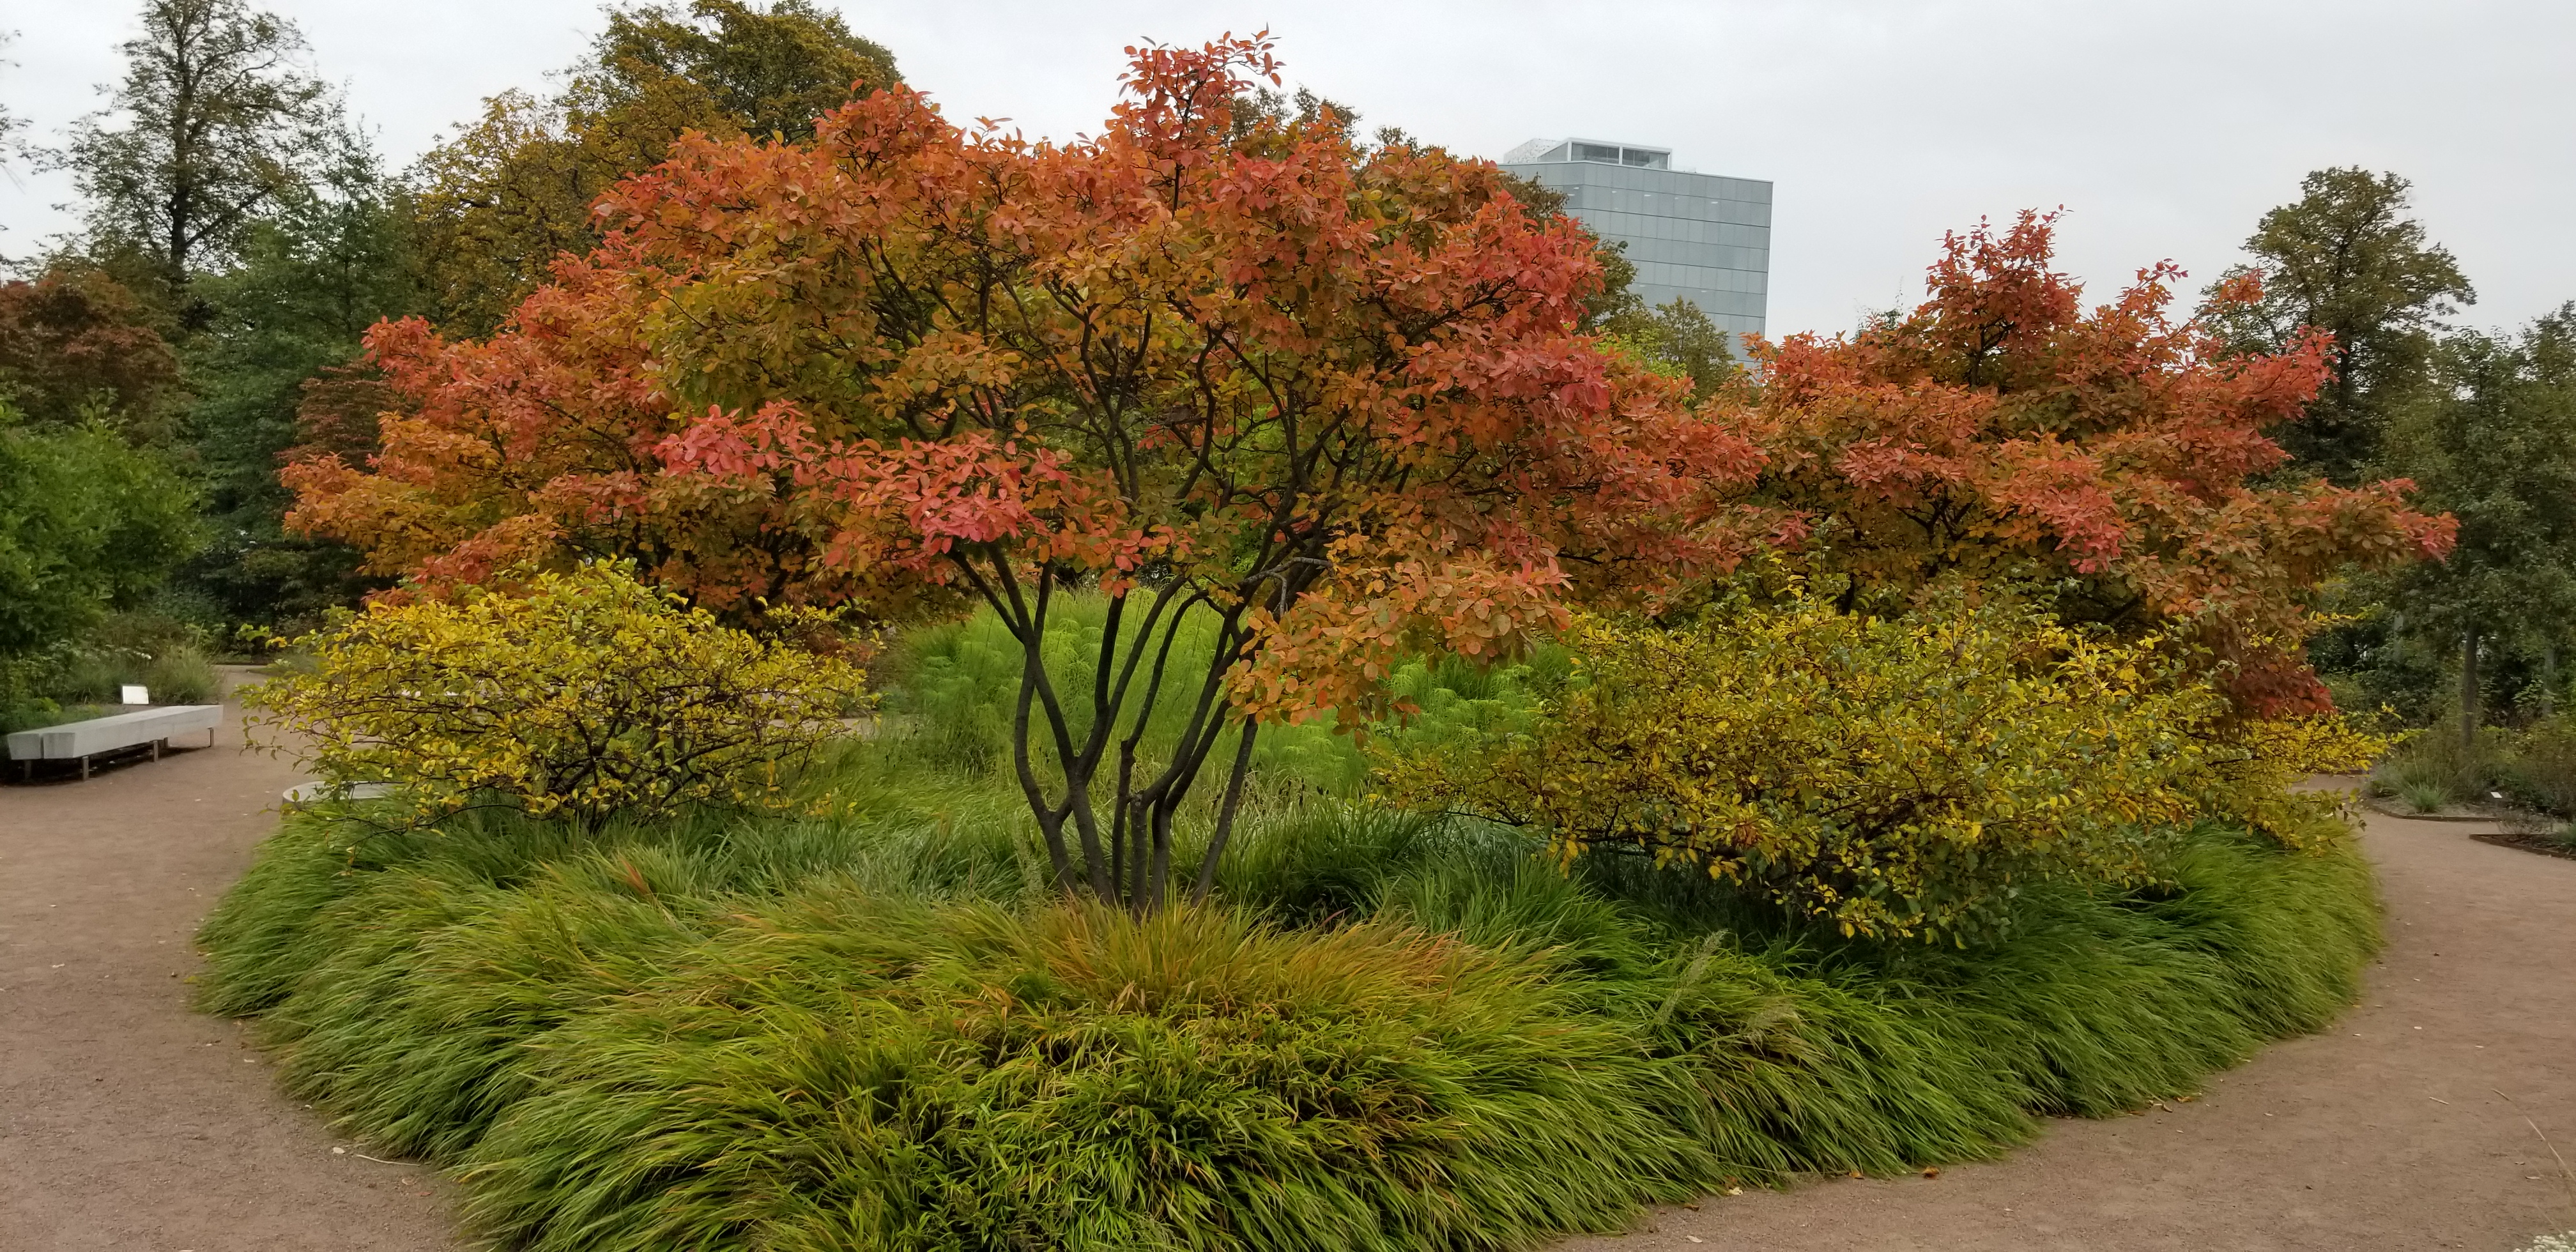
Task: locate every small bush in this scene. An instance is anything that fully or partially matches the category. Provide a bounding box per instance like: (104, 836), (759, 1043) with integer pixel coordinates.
(1383, 591), (2224, 942)
(50, 639), (220, 705)
(0, 612), (222, 730)
(2502, 718), (2576, 815)
(2400, 781), (2448, 814)
(242, 561), (870, 826)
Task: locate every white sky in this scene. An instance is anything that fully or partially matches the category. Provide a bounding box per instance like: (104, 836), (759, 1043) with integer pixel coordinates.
(3, 0), (2570, 338)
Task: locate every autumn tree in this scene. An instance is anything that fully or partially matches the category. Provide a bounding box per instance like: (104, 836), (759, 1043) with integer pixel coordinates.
(1733, 210), (2453, 716)
(0, 268), (184, 438)
(291, 36), (1766, 907)
(2203, 169), (2474, 484)
(55, 0), (339, 313)
(408, 0), (898, 334)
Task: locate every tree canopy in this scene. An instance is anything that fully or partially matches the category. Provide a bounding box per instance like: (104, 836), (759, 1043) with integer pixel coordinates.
(180, 138), (421, 627)
(408, 0), (900, 335)
(289, 34), (1765, 907)
(1729, 211), (2454, 716)
(2367, 305), (2576, 732)
(0, 406), (201, 656)
(56, 0), (339, 308)
(2203, 168), (2474, 483)
(0, 269), (184, 437)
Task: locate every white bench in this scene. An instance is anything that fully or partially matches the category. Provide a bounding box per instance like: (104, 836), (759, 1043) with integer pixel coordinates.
(7, 705), (223, 781)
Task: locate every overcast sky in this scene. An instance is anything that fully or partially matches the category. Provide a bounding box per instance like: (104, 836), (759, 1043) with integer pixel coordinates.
(3, 1), (2570, 338)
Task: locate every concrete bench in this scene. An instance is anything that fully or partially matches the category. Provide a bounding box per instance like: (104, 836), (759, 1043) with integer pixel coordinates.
(7, 705), (222, 781)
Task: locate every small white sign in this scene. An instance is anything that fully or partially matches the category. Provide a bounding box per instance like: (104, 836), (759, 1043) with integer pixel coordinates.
(120, 685), (150, 705)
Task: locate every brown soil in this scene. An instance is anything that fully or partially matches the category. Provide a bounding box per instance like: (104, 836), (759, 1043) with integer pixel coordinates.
(0, 670), (456, 1251)
(2475, 828), (2576, 863)
(6, 691), (2570, 1251)
(1562, 791), (2576, 1252)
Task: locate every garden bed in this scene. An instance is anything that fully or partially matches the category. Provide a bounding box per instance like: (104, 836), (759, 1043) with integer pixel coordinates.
(2472, 828), (2576, 862)
(199, 783), (2380, 1252)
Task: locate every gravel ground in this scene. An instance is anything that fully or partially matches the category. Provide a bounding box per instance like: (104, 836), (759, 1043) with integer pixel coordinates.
(1, 670), (455, 1251)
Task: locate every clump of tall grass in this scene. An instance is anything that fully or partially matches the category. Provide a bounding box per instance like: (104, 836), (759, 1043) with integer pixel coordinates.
(202, 791), (2376, 1251)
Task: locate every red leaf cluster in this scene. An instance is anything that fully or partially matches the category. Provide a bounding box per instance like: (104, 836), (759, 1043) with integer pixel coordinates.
(1729, 210), (2453, 714)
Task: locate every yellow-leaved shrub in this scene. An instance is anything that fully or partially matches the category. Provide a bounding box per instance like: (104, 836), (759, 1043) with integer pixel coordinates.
(1383, 591), (2237, 943)
(246, 562), (870, 827)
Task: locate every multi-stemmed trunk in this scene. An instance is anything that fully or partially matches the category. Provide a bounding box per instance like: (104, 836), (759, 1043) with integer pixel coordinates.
(956, 546), (1285, 913)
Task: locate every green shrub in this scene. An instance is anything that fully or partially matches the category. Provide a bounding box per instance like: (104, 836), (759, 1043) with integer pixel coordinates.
(1383, 592), (2227, 942)
(241, 561), (870, 826)
(2501, 718), (2576, 816)
(0, 612), (221, 730)
(2400, 781), (2448, 813)
(50, 638), (220, 705)
(0, 410), (202, 658)
(2374, 719), (2576, 816)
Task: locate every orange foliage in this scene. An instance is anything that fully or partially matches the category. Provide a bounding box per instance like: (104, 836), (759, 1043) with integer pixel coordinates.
(1727, 210), (2453, 715)
(285, 35), (1764, 903)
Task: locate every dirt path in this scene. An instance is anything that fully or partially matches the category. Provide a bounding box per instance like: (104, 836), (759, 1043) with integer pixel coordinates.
(5, 700), (2570, 1252)
(0, 673), (456, 1252)
(1568, 796), (2576, 1252)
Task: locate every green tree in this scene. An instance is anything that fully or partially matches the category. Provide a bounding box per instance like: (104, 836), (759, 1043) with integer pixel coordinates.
(409, 0), (898, 334)
(2205, 168), (2474, 483)
(180, 135), (418, 627)
(1602, 296), (1736, 399)
(54, 0), (338, 315)
(0, 401), (202, 658)
(2375, 307), (2576, 739)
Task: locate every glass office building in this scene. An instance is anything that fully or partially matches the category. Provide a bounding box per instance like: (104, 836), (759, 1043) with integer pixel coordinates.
(1498, 139), (1770, 341)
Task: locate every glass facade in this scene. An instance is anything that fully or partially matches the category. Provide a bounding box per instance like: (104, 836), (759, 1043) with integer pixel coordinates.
(1498, 138), (1770, 340)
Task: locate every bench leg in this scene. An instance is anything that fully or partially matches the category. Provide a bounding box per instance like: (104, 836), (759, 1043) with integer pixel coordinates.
(153, 739), (162, 762)
(80, 754), (91, 781)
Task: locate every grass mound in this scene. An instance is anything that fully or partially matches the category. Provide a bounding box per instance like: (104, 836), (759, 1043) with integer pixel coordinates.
(200, 793), (2377, 1251)
(466, 902), (1717, 1251)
